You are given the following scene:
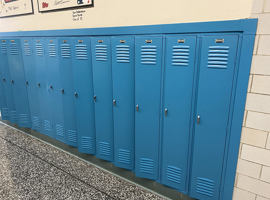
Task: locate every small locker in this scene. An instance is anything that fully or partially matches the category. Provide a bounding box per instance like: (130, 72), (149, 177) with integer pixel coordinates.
(91, 37), (114, 162)
(7, 39), (31, 128)
(71, 37), (96, 154)
(22, 38), (42, 132)
(0, 39), (17, 123)
(111, 37), (135, 170)
(58, 38), (78, 147)
(190, 35), (239, 200)
(0, 41), (8, 120)
(45, 38), (65, 142)
(135, 36), (163, 180)
(34, 38), (54, 136)
(161, 35), (197, 191)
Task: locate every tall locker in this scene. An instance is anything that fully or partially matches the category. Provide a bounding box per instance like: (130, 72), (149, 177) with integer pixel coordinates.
(161, 36), (197, 190)
(22, 38), (42, 131)
(7, 39), (31, 128)
(190, 35), (239, 200)
(0, 39), (17, 123)
(135, 36), (163, 180)
(58, 38), (78, 147)
(0, 40), (9, 120)
(34, 38), (54, 136)
(45, 38), (65, 142)
(71, 38), (95, 154)
(111, 37), (135, 170)
(91, 37), (114, 162)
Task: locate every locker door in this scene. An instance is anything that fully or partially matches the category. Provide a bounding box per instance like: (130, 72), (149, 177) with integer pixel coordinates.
(135, 36), (163, 180)
(111, 37), (135, 170)
(0, 41), (9, 120)
(161, 36), (197, 190)
(34, 38), (53, 136)
(0, 40), (17, 123)
(22, 38), (42, 132)
(46, 38), (65, 142)
(71, 38), (95, 154)
(91, 37), (114, 162)
(190, 35), (239, 200)
(59, 38), (78, 147)
(7, 39), (31, 128)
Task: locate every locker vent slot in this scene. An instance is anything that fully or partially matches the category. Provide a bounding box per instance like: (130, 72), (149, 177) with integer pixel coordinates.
(9, 43), (19, 55)
(11, 111), (17, 121)
(82, 137), (92, 150)
(141, 45), (156, 65)
(167, 165), (181, 184)
(76, 44), (87, 60)
(1, 108), (9, 118)
(19, 114), (29, 124)
(68, 130), (78, 143)
(207, 46), (229, 69)
(1, 43), (7, 54)
(23, 43), (31, 56)
(36, 44), (43, 56)
(95, 45), (107, 61)
(99, 142), (110, 156)
(44, 120), (52, 132)
(118, 149), (131, 165)
(196, 177), (214, 197)
(172, 45), (189, 66)
(61, 44), (71, 58)
(116, 45), (130, 63)
(56, 124), (64, 137)
(48, 44), (56, 57)
(33, 116), (40, 128)
(140, 158), (154, 174)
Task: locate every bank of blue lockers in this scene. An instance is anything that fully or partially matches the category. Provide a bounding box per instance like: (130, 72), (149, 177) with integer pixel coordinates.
(0, 32), (247, 200)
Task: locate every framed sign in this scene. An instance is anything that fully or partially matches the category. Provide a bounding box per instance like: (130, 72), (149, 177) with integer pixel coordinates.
(0, 0), (33, 17)
(38, 0), (92, 12)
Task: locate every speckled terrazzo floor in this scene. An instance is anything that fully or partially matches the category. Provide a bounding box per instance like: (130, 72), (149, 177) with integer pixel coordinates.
(0, 122), (165, 200)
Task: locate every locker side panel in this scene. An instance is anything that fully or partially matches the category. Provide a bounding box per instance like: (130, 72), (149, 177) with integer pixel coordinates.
(46, 38), (64, 142)
(91, 37), (114, 162)
(7, 39), (31, 128)
(59, 38), (78, 147)
(71, 37), (96, 154)
(135, 36), (163, 180)
(161, 35), (197, 191)
(190, 35), (239, 200)
(22, 38), (42, 132)
(0, 40), (17, 123)
(111, 37), (135, 171)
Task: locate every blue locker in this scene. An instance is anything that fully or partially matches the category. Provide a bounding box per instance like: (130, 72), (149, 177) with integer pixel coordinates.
(7, 39), (31, 128)
(190, 35), (239, 200)
(58, 38), (78, 147)
(71, 37), (96, 154)
(45, 38), (65, 142)
(135, 36), (163, 180)
(91, 37), (114, 162)
(0, 41), (9, 120)
(161, 36), (197, 190)
(111, 37), (135, 170)
(22, 38), (42, 131)
(34, 38), (54, 136)
(0, 39), (17, 123)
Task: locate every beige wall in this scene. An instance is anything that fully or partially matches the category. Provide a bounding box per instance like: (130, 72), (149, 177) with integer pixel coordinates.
(0, 0), (253, 32)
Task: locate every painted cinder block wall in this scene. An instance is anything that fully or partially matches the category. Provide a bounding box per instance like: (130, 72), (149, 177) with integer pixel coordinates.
(233, 0), (270, 199)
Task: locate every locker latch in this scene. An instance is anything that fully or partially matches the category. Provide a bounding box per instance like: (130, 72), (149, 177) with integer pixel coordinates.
(61, 89), (64, 94)
(165, 109), (168, 117)
(25, 81), (28, 86)
(2, 78), (5, 83)
(49, 86), (53, 91)
(11, 80), (14, 85)
(136, 105), (139, 112)
(94, 95), (96, 102)
(113, 100), (116, 107)
(75, 92), (77, 98)
(37, 83), (40, 88)
(197, 116), (200, 124)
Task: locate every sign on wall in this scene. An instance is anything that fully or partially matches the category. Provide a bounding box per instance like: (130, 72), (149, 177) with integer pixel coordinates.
(38, 0), (92, 12)
(0, 0), (33, 17)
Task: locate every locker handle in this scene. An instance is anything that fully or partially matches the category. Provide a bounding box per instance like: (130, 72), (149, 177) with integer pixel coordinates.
(2, 78), (5, 83)
(197, 116), (200, 124)
(25, 81), (28, 86)
(75, 92), (77, 98)
(165, 109), (168, 117)
(113, 100), (116, 107)
(61, 89), (64, 94)
(136, 105), (139, 112)
(11, 80), (14, 85)
(49, 86), (53, 91)
(37, 83), (40, 88)
(94, 95), (96, 102)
